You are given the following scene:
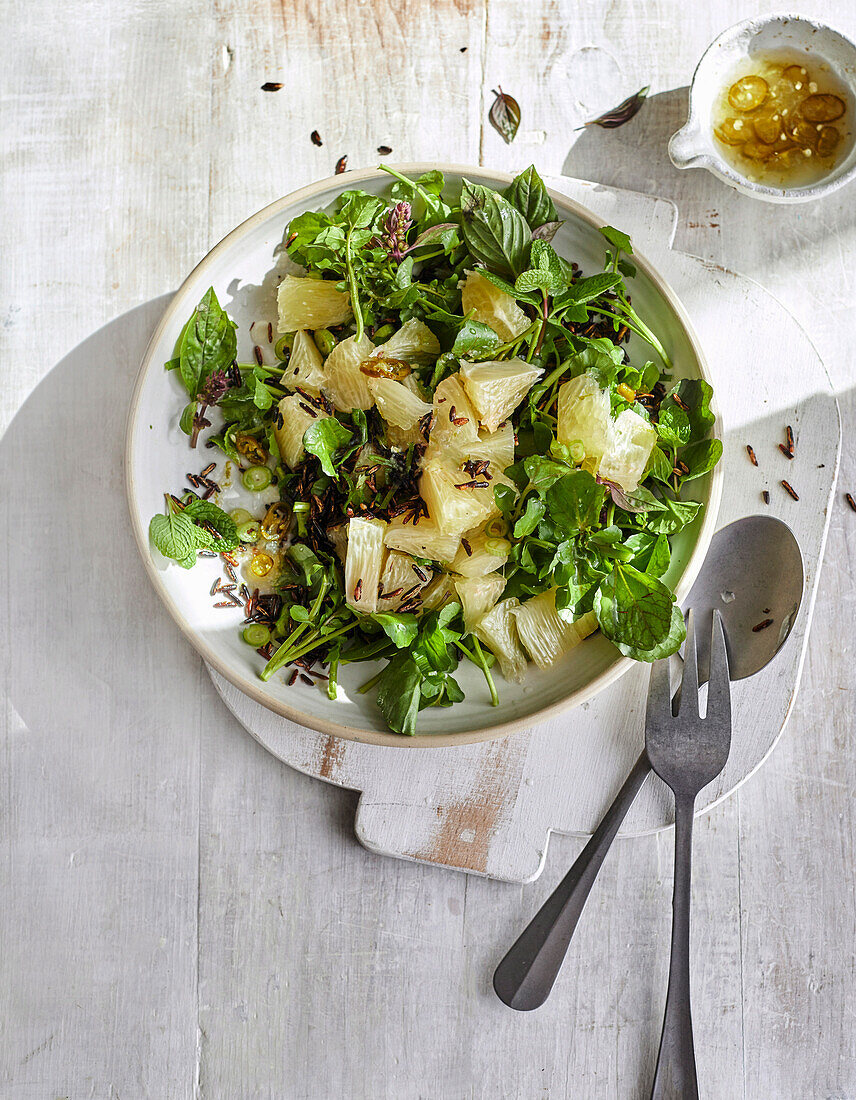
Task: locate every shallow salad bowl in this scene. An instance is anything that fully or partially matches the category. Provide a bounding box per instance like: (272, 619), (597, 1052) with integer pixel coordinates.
(124, 164), (723, 747)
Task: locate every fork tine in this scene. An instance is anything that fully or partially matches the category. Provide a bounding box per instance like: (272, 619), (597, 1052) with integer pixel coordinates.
(706, 610), (732, 723)
(678, 609), (699, 717)
(646, 655), (674, 723)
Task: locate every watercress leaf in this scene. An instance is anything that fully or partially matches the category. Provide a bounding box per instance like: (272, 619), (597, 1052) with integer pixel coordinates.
(252, 375), (274, 410)
(625, 531), (671, 577)
(600, 225), (633, 254)
(594, 562), (677, 654)
(657, 404), (691, 447)
(415, 170), (446, 196)
(679, 438), (723, 481)
(646, 496), (703, 534)
(290, 605), (310, 623)
(494, 483), (518, 516)
(611, 601), (686, 662)
(376, 653), (422, 736)
(179, 287), (237, 400)
(514, 496), (546, 538)
(182, 499), (240, 551)
(303, 417), (352, 477)
(473, 267), (541, 306)
(503, 165), (558, 229)
(460, 180), (530, 278)
(547, 470), (606, 532)
(372, 612), (419, 649)
(524, 456), (570, 495)
(452, 319), (502, 358)
(288, 543), (325, 587)
(338, 190), (385, 230)
(149, 510), (205, 566)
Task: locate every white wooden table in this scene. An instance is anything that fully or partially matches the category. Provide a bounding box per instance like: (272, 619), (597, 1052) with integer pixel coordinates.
(2, 2), (855, 1097)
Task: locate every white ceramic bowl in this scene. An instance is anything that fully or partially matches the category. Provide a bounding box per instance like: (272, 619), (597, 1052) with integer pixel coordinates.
(125, 165), (722, 747)
(670, 14), (856, 203)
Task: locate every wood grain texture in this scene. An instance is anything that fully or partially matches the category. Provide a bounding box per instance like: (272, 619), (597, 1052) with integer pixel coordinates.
(2, 0), (856, 1097)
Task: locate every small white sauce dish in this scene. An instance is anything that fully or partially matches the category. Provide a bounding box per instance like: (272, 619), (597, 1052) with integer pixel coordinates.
(669, 13), (856, 203)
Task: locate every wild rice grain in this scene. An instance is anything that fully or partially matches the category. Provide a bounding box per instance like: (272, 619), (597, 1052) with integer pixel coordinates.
(746, 445), (758, 466)
(253, 345), (264, 366)
(781, 480), (799, 501)
(288, 669), (299, 686)
(762, 490), (770, 504)
(778, 443), (794, 460)
(846, 493), (856, 513)
(752, 618), (774, 632)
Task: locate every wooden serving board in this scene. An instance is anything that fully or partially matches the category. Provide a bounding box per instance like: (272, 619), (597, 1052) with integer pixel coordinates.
(208, 176), (840, 884)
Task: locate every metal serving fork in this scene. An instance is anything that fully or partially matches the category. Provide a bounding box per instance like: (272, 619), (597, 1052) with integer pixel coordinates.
(645, 610), (732, 1100)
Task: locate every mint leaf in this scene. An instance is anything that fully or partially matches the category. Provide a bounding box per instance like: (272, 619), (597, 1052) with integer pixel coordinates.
(303, 417), (352, 477)
(667, 379), (715, 440)
(594, 562), (680, 656)
(149, 511), (204, 568)
(182, 499), (239, 551)
(460, 180), (530, 278)
(179, 287), (237, 400)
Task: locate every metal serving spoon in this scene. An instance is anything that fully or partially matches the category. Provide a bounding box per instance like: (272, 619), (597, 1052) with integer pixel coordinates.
(493, 515), (804, 1011)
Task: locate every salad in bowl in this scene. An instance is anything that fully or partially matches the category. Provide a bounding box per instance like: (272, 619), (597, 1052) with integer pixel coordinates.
(143, 165), (721, 736)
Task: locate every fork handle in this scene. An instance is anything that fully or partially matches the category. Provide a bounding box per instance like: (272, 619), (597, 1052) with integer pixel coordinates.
(651, 792), (699, 1100)
(493, 750), (651, 1011)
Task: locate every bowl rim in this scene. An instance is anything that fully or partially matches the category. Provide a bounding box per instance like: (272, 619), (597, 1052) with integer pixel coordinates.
(124, 163), (723, 748)
(672, 12), (856, 202)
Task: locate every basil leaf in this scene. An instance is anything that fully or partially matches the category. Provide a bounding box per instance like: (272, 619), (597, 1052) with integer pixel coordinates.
(503, 166), (558, 229)
(182, 499), (240, 551)
(460, 180), (530, 278)
(376, 653), (423, 736)
(372, 612), (419, 649)
(679, 438), (723, 481)
(600, 225), (633, 254)
(452, 319), (501, 358)
(179, 287), (237, 400)
(594, 562), (679, 655)
(547, 470), (606, 533)
(149, 511), (205, 568)
(179, 401), (196, 436)
(303, 417), (352, 477)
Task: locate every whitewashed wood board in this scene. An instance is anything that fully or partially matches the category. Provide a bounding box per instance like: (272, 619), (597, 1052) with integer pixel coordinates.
(210, 176), (840, 882)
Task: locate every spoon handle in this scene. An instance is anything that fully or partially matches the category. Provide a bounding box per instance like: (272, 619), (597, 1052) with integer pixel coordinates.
(651, 792), (699, 1100)
(493, 750), (651, 1011)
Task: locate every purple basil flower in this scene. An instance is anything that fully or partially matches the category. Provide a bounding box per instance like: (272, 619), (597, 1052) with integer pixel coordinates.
(382, 201), (412, 260)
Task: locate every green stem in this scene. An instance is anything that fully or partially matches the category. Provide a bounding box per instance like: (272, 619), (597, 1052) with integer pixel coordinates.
(345, 224), (363, 342)
(471, 637), (499, 707)
(327, 649), (340, 700)
(260, 578), (330, 680)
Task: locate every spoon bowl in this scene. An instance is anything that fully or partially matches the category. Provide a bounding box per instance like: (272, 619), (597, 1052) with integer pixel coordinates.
(493, 514), (804, 1012)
